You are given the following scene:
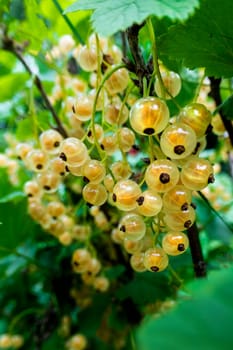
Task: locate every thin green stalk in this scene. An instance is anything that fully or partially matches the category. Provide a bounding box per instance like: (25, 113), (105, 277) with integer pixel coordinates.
(198, 191), (233, 233)
(9, 308), (43, 333)
(90, 63), (126, 159)
(147, 17), (166, 99)
(52, 0), (84, 44)
(194, 69), (206, 102)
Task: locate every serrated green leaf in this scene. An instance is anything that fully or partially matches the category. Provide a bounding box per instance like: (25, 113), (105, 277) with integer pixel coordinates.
(158, 0), (233, 78)
(65, 0), (199, 36)
(137, 267), (233, 350)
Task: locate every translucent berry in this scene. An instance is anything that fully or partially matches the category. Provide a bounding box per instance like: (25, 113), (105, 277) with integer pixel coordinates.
(104, 101), (129, 125)
(178, 103), (212, 138)
(47, 201), (65, 218)
(145, 159), (179, 192)
(82, 183), (108, 206)
(163, 206), (196, 231)
(143, 247), (169, 272)
(86, 124), (104, 144)
(77, 44), (100, 72)
(112, 179), (141, 211)
(39, 129), (63, 154)
(110, 161), (132, 181)
(155, 70), (181, 99)
(105, 67), (129, 95)
(119, 213), (146, 241)
(72, 94), (93, 121)
(72, 248), (91, 273)
(162, 231), (189, 256)
(100, 133), (118, 155)
(82, 159), (106, 184)
(130, 252), (146, 272)
(27, 149), (49, 172)
(129, 97), (169, 135)
(59, 137), (88, 167)
(118, 127), (135, 152)
(162, 185), (192, 212)
(37, 172), (60, 193)
(160, 122), (197, 159)
(136, 189), (163, 217)
(181, 158), (215, 191)
(24, 180), (42, 199)
(123, 238), (143, 254)
(93, 276), (109, 292)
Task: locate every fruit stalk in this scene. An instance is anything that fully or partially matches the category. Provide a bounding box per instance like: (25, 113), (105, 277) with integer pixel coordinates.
(2, 32), (68, 138)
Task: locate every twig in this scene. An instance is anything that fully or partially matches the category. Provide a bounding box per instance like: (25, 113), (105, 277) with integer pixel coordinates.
(209, 77), (233, 146)
(187, 223), (207, 278)
(125, 23), (152, 92)
(2, 33), (68, 138)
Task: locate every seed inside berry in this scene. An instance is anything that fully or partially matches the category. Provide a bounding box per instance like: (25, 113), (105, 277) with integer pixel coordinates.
(143, 128), (155, 135)
(159, 173), (170, 184)
(174, 145), (185, 155)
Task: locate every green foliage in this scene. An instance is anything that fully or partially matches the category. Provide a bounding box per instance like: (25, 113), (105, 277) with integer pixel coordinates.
(65, 0), (199, 36)
(137, 267), (233, 350)
(158, 0), (233, 77)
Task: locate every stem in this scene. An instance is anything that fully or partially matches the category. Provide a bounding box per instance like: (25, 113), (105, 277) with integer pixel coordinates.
(9, 308), (43, 333)
(125, 23), (151, 92)
(187, 223), (207, 278)
(52, 0), (84, 44)
(2, 34), (68, 138)
(208, 77), (233, 146)
(198, 191), (233, 233)
(90, 63), (126, 158)
(147, 17), (166, 99)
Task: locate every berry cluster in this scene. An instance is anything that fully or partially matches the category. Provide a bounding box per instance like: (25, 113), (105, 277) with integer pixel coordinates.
(0, 334), (24, 349)
(0, 33), (217, 279)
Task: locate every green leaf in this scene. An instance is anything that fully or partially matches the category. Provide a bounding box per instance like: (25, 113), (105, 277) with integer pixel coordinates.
(116, 272), (173, 305)
(64, 0), (199, 36)
(0, 73), (28, 102)
(137, 267), (233, 350)
(0, 198), (37, 255)
(16, 117), (36, 141)
(158, 0), (233, 78)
